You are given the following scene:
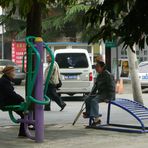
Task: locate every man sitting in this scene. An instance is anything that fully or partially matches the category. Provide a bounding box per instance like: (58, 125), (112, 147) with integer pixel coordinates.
(83, 61), (116, 126)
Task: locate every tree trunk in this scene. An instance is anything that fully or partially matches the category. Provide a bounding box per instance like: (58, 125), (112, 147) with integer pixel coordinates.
(25, 0), (42, 109)
(127, 46), (143, 105)
(26, 0), (42, 36)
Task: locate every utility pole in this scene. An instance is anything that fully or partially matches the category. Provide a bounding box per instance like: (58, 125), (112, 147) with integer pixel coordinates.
(1, 24), (4, 59)
(1, 8), (4, 59)
(116, 45), (119, 81)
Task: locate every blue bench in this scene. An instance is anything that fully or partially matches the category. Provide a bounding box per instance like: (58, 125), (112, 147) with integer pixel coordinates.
(88, 98), (148, 133)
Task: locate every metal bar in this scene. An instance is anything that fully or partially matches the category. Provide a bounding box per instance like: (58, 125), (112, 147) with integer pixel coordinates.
(135, 112), (148, 115)
(107, 102), (111, 124)
(127, 108), (146, 111)
(24, 115), (35, 140)
(1, 8), (4, 59)
(114, 103), (143, 107)
(137, 114), (148, 118)
(125, 107), (143, 111)
(34, 37), (44, 143)
(120, 99), (148, 110)
(17, 119), (35, 124)
(140, 118), (148, 120)
(8, 111), (19, 123)
(88, 125), (145, 133)
(22, 54), (27, 72)
(133, 110), (148, 113)
(116, 45), (119, 81)
(108, 123), (148, 129)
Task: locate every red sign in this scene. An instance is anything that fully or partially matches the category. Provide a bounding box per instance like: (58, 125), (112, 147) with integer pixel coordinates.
(12, 41), (26, 68)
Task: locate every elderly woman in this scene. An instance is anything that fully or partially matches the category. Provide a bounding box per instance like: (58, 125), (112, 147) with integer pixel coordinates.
(0, 66), (26, 137)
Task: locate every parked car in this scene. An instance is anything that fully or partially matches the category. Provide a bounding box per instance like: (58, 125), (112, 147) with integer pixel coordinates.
(138, 61), (148, 89)
(55, 49), (94, 96)
(0, 59), (25, 85)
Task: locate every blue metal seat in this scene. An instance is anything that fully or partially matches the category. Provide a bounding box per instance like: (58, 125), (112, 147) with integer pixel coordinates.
(88, 98), (148, 133)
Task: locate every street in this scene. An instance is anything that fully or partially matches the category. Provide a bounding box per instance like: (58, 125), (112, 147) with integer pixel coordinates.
(1, 82), (148, 127)
(0, 82), (137, 126)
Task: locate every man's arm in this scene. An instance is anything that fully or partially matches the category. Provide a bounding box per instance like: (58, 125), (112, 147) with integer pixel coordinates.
(106, 74), (115, 92)
(3, 81), (24, 102)
(90, 82), (97, 95)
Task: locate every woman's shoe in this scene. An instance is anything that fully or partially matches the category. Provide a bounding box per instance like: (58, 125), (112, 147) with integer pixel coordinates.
(44, 105), (51, 111)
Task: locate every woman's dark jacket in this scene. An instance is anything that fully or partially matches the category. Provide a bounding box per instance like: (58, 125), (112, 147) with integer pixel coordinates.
(0, 74), (24, 108)
(91, 70), (116, 100)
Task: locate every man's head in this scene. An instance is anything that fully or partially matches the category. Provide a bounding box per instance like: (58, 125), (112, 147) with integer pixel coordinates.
(46, 54), (51, 63)
(95, 61), (106, 73)
(2, 66), (15, 79)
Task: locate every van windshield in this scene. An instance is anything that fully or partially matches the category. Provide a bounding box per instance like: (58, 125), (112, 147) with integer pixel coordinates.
(55, 53), (89, 68)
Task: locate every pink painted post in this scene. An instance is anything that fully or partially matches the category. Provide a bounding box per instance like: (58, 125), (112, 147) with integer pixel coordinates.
(34, 37), (44, 142)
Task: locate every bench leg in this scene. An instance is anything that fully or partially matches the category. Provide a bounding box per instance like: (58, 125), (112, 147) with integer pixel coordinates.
(107, 102), (111, 124)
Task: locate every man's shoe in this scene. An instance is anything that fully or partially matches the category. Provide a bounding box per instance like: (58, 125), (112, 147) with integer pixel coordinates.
(91, 119), (101, 127)
(18, 133), (27, 138)
(60, 103), (66, 111)
(44, 105), (51, 111)
(83, 112), (89, 118)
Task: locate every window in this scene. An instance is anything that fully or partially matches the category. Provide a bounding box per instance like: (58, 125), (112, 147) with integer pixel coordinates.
(121, 50), (124, 55)
(136, 51), (139, 55)
(56, 53), (88, 68)
(144, 50), (147, 55)
(139, 57), (143, 62)
(144, 57), (147, 61)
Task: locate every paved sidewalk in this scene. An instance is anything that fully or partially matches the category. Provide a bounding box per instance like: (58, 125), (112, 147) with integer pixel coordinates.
(1, 123), (148, 148)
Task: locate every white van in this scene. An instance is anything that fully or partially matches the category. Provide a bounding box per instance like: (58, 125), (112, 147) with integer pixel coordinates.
(54, 49), (94, 96)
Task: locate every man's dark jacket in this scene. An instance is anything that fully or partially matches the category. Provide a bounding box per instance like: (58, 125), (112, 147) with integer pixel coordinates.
(91, 70), (115, 100)
(0, 74), (24, 107)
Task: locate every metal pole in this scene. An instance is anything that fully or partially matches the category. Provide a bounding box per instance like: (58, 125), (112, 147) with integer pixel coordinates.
(1, 8), (4, 59)
(107, 102), (111, 125)
(34, 37), (44, 142)
(116, 46), (119, 81)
